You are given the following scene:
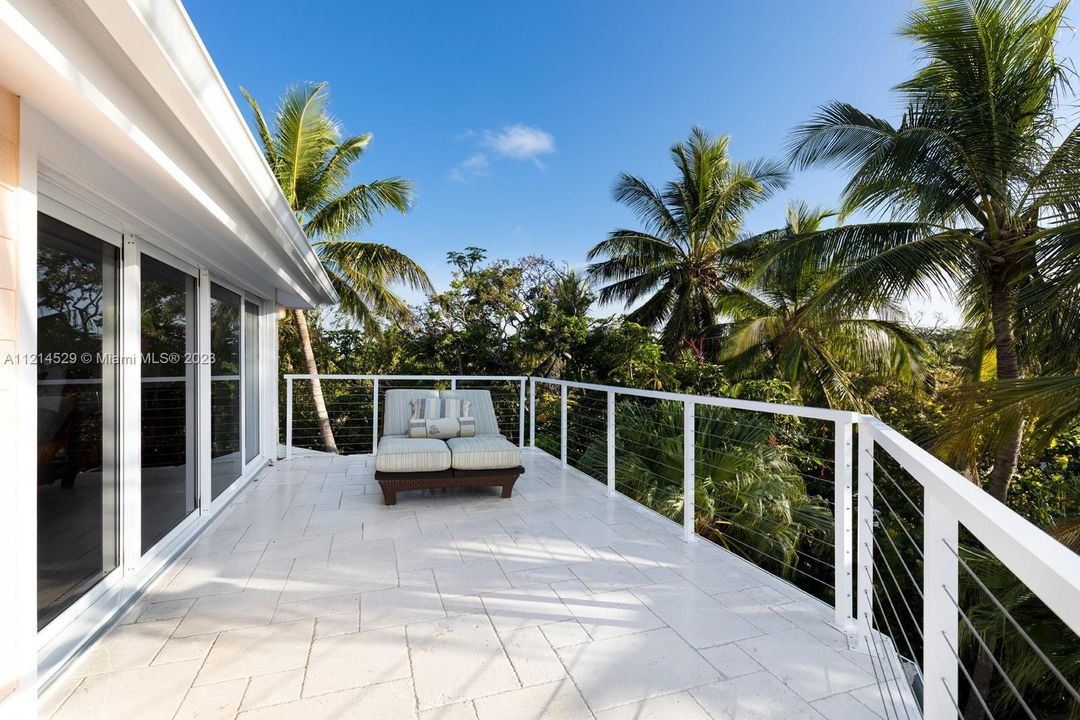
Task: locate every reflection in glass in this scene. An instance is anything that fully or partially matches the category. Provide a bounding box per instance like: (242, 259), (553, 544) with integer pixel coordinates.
(36, 213), (119, 629)
(244, 300), (260, 464)
(141, 255), (197, 552)
(210, 284), (241, 499)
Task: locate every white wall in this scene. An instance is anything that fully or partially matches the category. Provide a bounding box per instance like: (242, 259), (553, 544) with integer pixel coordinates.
(0, 83), (28, 720)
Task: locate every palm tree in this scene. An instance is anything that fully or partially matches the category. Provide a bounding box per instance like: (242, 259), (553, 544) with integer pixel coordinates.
(586, 127), (788, 352)
(781, 0), (1079, 505)
(243, 82), (432, 453)
(717, 202), (928, 410)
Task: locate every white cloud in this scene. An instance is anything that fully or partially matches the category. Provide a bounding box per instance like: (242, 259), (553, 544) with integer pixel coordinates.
(450, 152), (490, 183)
(481, 124), (556, 164)
(450, 124), (556, 181)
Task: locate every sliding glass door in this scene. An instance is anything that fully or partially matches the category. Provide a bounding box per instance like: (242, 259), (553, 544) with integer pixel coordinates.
(140, 256), (197, 552)
(210, 284), (241, 499)
(244, 301), (260, 465)
(36, 214), (119, 629)
(35, 212), (270, 632)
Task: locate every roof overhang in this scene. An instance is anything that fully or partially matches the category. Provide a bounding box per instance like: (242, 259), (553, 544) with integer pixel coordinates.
(0, 0), (338, 308)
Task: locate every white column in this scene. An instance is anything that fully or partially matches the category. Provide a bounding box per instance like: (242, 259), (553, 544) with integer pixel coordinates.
(683, 400), (697, 543)
(237, 294), (246, 473)
(518, 378), (526, 448)
(285, 377), (293, 460)
(923, 487), (959, 719)
(529, 378), (536, 447)
(856, 424), (876, 647)
(371, 378), (380, 456)
(560, 384), (567, 467)
(119, 235), (141, 570)
(606, 391), (615, 495)
(262, 302), (277, 462)
(196, 268), (212, 512)
(184, 281), (197, 507)
(834, 418), (855, 633)
(9, 125), (38, 717)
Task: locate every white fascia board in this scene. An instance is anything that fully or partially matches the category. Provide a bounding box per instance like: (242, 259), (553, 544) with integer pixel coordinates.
(85, 0), (337, 306)
(0, 0), (336, 307)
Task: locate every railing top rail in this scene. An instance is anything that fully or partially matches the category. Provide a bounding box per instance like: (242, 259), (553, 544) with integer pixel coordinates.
(862, 415), (1080, 637)
(284, 374), (528, 382)
(286, 373), (857, 421)
(532, 376), (857, 423)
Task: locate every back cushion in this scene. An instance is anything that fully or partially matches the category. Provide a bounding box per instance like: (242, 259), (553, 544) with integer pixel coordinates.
(410, 397), (470, 421)
(382, 389), (439, 436)
(440, 389), (501, 436)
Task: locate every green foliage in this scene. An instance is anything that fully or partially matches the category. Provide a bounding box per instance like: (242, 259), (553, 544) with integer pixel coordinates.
(573, 400), (832, 589)
(717, 201), (930, 410)
(586, 128), (787, 351)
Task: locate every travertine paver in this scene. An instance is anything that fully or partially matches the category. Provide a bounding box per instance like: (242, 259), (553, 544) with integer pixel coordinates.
(41, 449), (895, 719)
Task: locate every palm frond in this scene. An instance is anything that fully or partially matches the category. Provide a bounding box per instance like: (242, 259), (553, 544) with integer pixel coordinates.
(240, 86), (279, 174)
(315, 240), (433, 329)
(304, 178), (413, 239)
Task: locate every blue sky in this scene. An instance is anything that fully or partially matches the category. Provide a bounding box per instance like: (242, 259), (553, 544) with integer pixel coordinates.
(186, 0), (1077, 326)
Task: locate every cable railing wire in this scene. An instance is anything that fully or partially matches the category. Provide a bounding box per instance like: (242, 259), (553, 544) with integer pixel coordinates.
(861, 585), (914, 720)
(942, 584), (1037, 720)
(865, 576), (922, 715)
(945, 540), (1080, 706)
(941, 628), (998, 720)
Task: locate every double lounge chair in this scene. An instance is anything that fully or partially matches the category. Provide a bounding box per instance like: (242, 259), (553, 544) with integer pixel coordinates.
(373, 389), (525, 505)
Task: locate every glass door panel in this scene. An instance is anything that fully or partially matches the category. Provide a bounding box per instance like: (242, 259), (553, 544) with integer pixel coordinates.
(140, 255), (197, 552)
(244, 300), (260, 464)
(36, 213), (119, 629)
(210, 284), (241, 499)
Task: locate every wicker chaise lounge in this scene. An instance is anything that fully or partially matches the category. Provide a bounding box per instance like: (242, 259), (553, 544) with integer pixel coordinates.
(373, 388), (525, 505)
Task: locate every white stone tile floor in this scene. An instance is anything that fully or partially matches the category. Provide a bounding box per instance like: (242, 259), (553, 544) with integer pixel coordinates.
(41, 449), (894, 719)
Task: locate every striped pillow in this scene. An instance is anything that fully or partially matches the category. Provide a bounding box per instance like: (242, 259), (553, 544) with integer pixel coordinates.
(411, 397), (470, 421)
(408, 398), (474, 438)
(408, 417), (477, 439)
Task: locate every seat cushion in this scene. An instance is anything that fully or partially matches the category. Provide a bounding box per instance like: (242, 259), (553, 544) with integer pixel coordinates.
(375, 435), (451, 473)
(446, 434), (522, 470)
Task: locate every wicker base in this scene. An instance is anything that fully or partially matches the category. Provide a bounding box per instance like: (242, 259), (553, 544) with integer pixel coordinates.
(374, 466), (525, 506)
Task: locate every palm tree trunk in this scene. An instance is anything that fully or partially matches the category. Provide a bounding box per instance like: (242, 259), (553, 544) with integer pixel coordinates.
(963, 637), (996, 720)
(986, 274), (1024, 503)
(964, 273), (1024, 720)
(292, 308), (338, 454)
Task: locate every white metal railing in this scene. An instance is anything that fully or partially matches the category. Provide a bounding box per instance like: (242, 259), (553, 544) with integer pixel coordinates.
(283, 375), (528, 458)
(282, 373), (1080, 719)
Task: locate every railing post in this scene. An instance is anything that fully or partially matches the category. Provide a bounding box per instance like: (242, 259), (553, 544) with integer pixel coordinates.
(450, 377), (457, 390)
(285, 376), (293, 460)
(924, 487), (959, 720)
(529, 378), (536, 448)
(372, 378), (380, 456)
(560, 384), (568, 467)
(856, 423), (875, 650)
(683, 400), (697, 543)
(834, 417), (855, 634)
(518, 378), (526, 448)
(606, 391), (615, 496)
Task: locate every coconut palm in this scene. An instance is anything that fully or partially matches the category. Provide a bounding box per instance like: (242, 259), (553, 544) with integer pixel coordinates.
(717, 202), (928, 410)
(780, 0), (1080, 505)
(586, 127), (788, 352)
(243, 82), (432, 453)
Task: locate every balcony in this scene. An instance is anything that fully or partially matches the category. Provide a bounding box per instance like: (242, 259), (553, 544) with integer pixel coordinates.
(39, 376), (1080, 719)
